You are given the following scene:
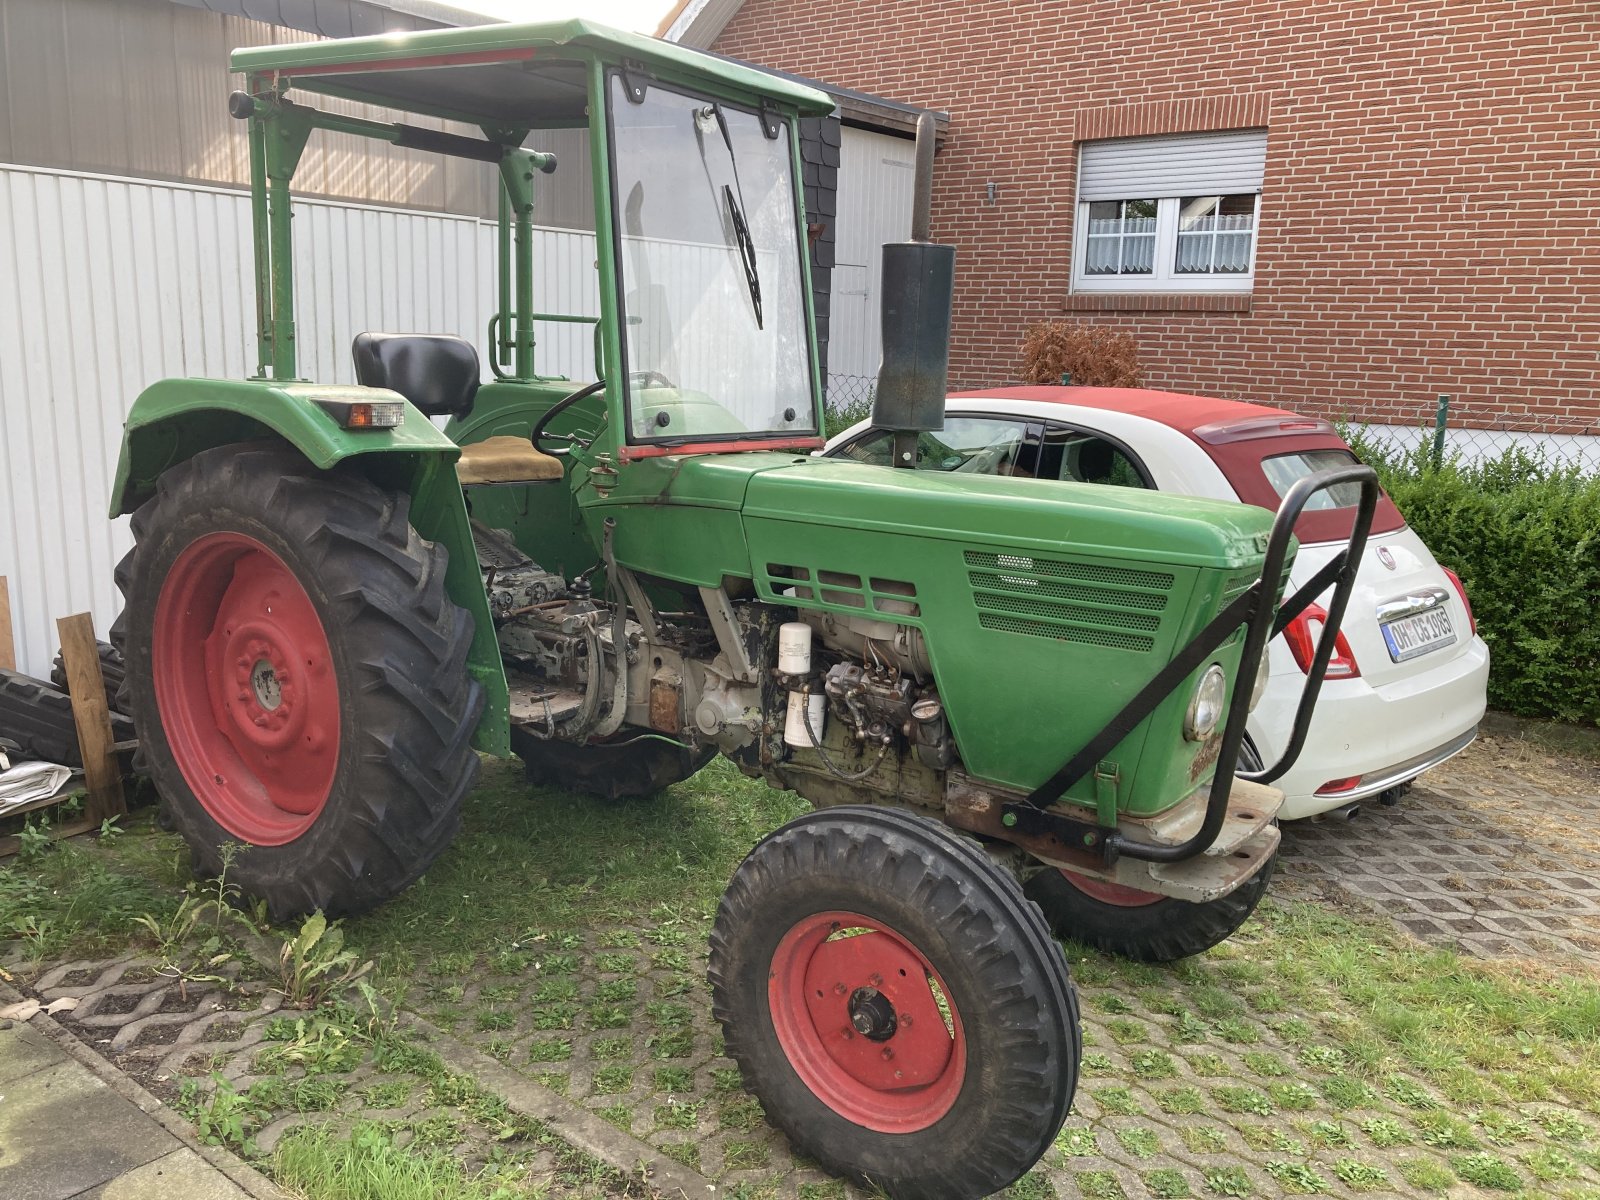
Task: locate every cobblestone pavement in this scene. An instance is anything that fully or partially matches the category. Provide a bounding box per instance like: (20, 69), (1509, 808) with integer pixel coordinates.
(1279, 730), (1600, 967)
(8, 732), (1599, 1200)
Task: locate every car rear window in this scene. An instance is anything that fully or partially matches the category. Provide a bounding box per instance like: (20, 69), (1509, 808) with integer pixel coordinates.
(1261, 448), (1367, 510)
(1186, 431), (1407, 543)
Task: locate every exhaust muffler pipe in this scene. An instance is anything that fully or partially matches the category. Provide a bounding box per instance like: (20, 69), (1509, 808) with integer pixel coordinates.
(873, 112), (954, 468)
(1314, 801), (1361, 822)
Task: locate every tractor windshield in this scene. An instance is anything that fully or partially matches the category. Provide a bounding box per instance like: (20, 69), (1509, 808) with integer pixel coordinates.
(608, 77), (816, 444)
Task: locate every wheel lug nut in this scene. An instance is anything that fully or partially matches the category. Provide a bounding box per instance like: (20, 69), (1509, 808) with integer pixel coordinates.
(880, 1047), (893, 1061)
(840, 1026), (854, 1039)
(900, 1013), (912, 1027)
(894, 1069), (903, 1079)
(868, 973), (883, 987)
(833, 983), (846, 996)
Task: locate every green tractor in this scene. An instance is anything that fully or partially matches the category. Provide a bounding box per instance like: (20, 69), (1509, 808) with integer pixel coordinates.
(109, 20), (1374, 1197)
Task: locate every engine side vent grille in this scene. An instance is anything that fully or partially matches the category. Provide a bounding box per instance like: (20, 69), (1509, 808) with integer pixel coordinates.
(965, 551), (1174, 591)
(764, 564), (921, 618)
(964, 550), (1173, 652)
(978, 613), (1153, 650)
(967, 571), (1168, 611)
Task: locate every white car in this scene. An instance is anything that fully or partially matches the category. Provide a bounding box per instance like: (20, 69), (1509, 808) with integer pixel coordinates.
(826, 386), (1489, 820)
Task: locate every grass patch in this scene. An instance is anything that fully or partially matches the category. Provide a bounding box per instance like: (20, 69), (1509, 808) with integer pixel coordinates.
(591, 1066), (633, 1094)
(1263, 1160), (1326, 1194)
(1144, 1168), (1191, 1198)
(1396, 1157), (1454, 1192)
(1131, 1049), (1178, 1079)
(1092, 1085), (1143, 1116)
(1115, 1127), (1161, 1158)
(1202, 1166), (1252, 1196)
(0, 812), (188, 962)
(1076, 1171), (1123, 1199)
(1330, 1159), (1387, 1190)
(275, 1123), (519, 1200)
(1450, 1152), (1522, 1191)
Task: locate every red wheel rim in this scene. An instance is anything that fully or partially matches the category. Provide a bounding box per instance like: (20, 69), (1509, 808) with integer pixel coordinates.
(769, 910), (966, 1133)
(153, 532), (340, 846)
(1060, 870), (1164, 907)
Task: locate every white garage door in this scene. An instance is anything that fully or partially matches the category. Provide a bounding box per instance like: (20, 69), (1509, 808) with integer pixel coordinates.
(827, 127), (917, 400)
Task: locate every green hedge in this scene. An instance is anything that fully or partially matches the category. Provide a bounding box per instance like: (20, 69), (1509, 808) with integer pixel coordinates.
(1347, 436), (1600, 725)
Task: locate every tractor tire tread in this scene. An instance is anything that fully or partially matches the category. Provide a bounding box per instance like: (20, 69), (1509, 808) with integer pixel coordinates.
(0, 668), (134, 768)
(708, 806), (1079, 1200)
(116, 442), (481, 919)
(1026, 851), (1277, 963)
(50, 640), (126, 713)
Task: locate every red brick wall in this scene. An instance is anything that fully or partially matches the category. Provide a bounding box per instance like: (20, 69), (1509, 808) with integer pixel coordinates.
(712, 0), (1600, 433)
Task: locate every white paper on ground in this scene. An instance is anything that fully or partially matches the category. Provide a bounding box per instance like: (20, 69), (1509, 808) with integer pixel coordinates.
(0, 761), (74, 812)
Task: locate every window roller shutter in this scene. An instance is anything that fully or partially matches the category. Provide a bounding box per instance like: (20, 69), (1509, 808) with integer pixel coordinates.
(1079, 129), (1267, 201)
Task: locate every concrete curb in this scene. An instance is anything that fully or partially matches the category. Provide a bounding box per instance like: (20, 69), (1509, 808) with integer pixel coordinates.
(404, 1010), (717, 1199)
(0, 979), (292, 1200)
(230, 929), (715, 1197)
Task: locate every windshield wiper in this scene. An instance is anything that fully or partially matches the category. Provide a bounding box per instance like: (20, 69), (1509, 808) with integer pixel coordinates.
(703, 103), (764, 330)
(723, 184), (763, 329)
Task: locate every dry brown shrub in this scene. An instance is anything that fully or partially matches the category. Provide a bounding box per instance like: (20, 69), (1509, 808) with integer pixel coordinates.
(1020, 321), (1143, 388)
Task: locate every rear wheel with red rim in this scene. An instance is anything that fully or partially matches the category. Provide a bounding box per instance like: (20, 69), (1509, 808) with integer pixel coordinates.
(153, 532), (340, 846)
(114, 443), (484, 919)
(709, 806), (1079, 1199)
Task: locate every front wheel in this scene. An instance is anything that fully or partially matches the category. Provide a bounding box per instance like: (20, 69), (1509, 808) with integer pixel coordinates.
(115, 443), (484, 919)
(1026, 743), (1276, 962)
(1024, 852), (1276, 963)
(709, 807), (1079, 1199)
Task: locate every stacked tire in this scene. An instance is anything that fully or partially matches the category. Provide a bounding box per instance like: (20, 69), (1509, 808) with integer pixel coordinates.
(0, 663), (134, 768)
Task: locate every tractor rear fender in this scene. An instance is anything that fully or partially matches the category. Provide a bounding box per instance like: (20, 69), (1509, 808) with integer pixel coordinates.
(111, 377), (510, 755)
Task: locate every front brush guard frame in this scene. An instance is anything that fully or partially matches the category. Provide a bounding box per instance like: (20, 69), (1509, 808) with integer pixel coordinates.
(998, 464), (1380, 866)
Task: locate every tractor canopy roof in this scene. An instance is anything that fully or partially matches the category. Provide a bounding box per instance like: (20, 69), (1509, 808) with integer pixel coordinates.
(229, 19), (835, 127)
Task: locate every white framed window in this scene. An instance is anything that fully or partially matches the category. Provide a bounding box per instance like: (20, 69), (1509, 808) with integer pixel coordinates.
(1073, 130), (1266, 294)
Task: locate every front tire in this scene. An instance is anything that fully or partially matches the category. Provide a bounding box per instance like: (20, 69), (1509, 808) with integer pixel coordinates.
(709, 806), (1079, 1199)
(1026, 742), (1276, 962)
(1024, 852), (1276, 962)
(115, 443), (483, 920)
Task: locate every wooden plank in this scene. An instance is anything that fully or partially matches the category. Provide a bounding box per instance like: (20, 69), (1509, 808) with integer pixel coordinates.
(55, 612), (126, 824)
(0, 577), (15, 671)
(0, 815), (98, 860)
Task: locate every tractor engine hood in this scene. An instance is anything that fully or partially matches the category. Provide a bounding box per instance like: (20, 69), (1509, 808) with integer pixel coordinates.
(600, 453), (1282, 806)
(742, 459), (1276, 570)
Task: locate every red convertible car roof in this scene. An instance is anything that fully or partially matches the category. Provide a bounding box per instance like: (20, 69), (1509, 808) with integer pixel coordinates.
(949, 386), (1308, 434)
(950, 386), (1404, 542)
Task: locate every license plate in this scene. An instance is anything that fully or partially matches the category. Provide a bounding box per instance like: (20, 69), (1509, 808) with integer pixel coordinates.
(1381, 607), (1456, 662)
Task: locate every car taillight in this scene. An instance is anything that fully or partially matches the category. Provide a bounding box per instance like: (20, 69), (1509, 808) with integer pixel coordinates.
(1315, 775), (1362, 796)
(1441, 566), (1476, 635)
(1281, 604), (1361, 679)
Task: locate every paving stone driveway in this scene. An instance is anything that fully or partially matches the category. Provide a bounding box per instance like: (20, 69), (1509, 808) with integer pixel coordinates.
(1279, 730), (1600, 967)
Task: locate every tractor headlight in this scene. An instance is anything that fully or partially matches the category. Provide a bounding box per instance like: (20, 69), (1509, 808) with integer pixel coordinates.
(1185, 664), (1228, 741)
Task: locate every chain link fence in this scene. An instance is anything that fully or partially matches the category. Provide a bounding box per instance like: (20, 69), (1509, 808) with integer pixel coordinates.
(1349, 414), (1600, 479)
(825, 375), (1600, 476)
(823, 373), (876, 439)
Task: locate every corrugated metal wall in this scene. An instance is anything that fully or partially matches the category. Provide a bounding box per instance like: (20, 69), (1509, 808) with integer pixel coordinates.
(0, 163), (601, 677)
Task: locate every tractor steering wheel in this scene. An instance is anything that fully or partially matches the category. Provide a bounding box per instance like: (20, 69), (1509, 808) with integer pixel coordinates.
(531, 380), (607, 457)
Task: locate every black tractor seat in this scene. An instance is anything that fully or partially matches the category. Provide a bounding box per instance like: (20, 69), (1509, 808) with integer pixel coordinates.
(351, 333), (562, 485)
